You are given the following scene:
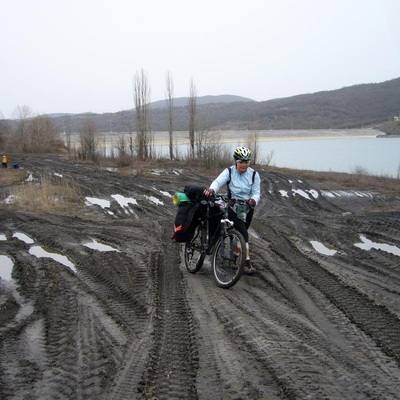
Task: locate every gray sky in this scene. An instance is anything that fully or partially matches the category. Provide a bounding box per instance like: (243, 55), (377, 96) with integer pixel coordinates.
(1, 0), (399, 119)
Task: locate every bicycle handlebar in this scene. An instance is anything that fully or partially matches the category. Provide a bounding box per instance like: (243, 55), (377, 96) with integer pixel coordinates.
(201, 195), (228, 209)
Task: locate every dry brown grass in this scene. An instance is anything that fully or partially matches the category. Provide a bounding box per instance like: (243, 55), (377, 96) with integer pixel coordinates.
(6, 175), (81, 212)
(0, 168), (28, 187)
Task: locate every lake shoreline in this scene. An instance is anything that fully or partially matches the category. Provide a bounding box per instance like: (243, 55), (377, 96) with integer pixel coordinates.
(151, 128), (382, 145)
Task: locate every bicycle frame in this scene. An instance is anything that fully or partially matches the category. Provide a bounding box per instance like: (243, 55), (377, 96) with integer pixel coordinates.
(184, 196), (246, 288)
(196, 197), (232, 254)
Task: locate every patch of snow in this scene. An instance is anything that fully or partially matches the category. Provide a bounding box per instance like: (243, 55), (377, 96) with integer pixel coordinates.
(292, 189), (310, 200)
(13, 232), (34, 244)
(111, 194), (137, 207)
(83, 239), (119, 252)
(310, 241), (337, 256)
(85, 197), (111, 209)
(4, 195), (16, 204)
(321, 191), (335, 198)
(150, 169), (164, 175)
(307, 189), (319, 199)
(0, 255), (14, 281)
(29, 246), (76, 273)
(354, 235), (400, 257)
(145, 195), (164, 205)
(279, 190), (289, 198)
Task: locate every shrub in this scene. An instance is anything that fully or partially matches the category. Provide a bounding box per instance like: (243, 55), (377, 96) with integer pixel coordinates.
(7, 175), (81, 212)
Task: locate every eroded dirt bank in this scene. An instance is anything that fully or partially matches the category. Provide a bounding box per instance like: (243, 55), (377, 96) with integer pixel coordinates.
(1, 155), (400, 399)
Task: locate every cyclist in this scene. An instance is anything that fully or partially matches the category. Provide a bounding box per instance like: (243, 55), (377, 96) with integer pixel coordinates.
(204, 146), (261, 274)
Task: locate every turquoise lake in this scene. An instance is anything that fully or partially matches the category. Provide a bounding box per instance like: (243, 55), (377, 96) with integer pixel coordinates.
(156, 136), (400, 177)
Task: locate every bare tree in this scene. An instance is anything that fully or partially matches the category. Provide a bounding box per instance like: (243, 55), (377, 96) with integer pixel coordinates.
(165, 71), (174, 160)
(246, 130), (260, 165)
(64, 115), (72, 155)
(194, 114), (209, 158)
(0, 111), (11, 149)
(118, 110), (135, 157)
(114, 134), (133, 166)
(12, 105), (32, 153)
(28, 115), (62, 153)
(133, 69), (152, 161)
(79, 117), (100, 161)
(187, 78), (197, 157)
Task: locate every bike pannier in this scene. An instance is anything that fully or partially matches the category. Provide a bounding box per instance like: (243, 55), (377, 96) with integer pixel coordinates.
(183, 184), (206, 202)
(172, 185), (206, 243)
(173, 202), (200, 242)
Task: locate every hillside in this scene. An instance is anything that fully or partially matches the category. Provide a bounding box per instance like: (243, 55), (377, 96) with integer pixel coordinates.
(149, 94), (255, 109)
(19, 77), (400, 133)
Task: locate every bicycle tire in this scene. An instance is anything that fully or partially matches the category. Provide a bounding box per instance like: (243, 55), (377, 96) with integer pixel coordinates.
(184, 225), (206, 274)
(212, 229), (246, 288)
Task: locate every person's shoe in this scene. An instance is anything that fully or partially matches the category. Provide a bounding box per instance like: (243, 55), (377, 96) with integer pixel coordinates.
(244, 259), (256, 275)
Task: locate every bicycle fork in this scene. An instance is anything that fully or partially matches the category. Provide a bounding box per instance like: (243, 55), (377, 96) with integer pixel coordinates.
(219, 219), (235, 260)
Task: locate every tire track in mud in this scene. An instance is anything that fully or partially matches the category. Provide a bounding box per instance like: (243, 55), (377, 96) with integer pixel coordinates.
(270, 226), (400, 363)
(182, 269), (288, 400)
(0, 240), (144, 399)
(108, 222), (199, 400)
(255, 172), (400, 362)
(136, 225), (199, 399)
(250, 216), (400, 396)
(183, 238), (400, 399)
(176, 170), (400, 399)
(184, 268), (349, 399)
(77, 250), (151, 334)
(3, 157), (400, 399)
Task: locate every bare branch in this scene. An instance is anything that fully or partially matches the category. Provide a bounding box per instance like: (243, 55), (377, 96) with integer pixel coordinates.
(165, 71), (175, 160)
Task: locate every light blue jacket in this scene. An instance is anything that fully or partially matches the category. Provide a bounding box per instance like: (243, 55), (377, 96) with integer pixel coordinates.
(210, 166), (261, 204)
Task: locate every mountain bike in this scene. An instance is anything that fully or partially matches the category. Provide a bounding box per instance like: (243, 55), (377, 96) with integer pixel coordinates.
(184, 196), (246, 288)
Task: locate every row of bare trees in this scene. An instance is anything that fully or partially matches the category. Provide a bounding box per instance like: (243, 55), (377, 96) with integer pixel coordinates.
(131, 69), (228, 165)
(0, 69), (263, 167)
(0, 106), (63, 154)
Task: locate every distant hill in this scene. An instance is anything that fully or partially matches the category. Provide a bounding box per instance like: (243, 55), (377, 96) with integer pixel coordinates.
(149, 95), (255, 109)
(45, 77), (400, 133)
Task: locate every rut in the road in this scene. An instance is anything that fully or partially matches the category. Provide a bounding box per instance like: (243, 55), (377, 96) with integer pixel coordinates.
(137, 223), (199, 399)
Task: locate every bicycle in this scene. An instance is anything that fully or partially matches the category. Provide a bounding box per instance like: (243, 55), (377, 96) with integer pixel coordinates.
(184, 195), (246, 288)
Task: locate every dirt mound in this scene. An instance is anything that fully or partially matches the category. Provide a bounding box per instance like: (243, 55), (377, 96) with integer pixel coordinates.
(1, 156), (400, 399)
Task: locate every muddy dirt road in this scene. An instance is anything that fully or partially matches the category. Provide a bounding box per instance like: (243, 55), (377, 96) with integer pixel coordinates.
(1, 155), (400, 399)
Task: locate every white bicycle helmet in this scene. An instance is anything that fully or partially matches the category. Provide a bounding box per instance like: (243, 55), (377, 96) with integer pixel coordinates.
(233, 146), (251, 161)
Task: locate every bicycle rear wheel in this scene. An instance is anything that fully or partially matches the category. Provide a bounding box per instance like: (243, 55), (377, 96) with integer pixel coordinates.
(184, 226), (206, 274)
(212, 229), (246, 288)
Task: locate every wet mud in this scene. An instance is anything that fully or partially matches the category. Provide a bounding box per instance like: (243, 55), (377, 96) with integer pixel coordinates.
(1, 155), (400, 399)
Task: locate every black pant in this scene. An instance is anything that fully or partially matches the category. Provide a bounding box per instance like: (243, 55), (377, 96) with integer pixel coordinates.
(228, 207), (254, 242)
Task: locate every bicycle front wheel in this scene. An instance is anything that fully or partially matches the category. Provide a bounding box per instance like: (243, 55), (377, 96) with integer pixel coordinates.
(212, 229), (246, 288)
(184, 226), (206, 274)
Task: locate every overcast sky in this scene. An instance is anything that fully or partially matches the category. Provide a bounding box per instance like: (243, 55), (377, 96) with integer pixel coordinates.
(1, 0), (399, 119)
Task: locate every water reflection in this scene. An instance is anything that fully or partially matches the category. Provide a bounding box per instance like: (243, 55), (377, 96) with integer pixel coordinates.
(29, 246), (76, 273)
(0, 255), (14, 281)
(83, 239), (119, 252)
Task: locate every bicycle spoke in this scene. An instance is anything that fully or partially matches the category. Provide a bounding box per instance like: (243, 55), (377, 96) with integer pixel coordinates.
(212, 230), (245, 288)
(184, 227), (205, 274)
